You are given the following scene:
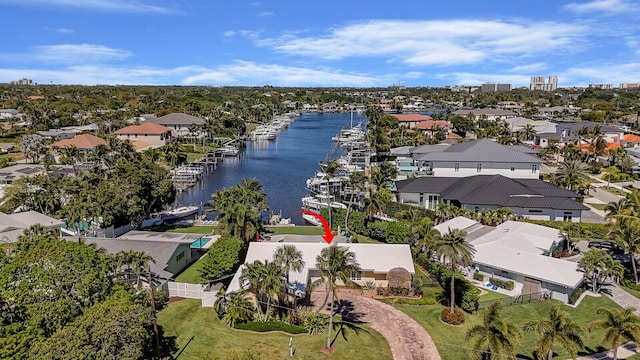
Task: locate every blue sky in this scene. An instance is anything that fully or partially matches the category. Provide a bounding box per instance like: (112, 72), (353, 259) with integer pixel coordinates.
(1, 0), (639, 87)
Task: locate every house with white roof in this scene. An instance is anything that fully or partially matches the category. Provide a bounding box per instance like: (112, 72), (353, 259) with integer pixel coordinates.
(435, 217), (584, 302)
(226, 241), (415, 297)
(0, 211), (63, 247)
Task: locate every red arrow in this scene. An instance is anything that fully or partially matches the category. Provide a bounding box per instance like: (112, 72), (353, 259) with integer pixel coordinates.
(298, 209), (335, 244)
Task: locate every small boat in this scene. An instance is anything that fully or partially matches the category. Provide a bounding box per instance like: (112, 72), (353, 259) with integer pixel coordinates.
(161, 206), (199, 221)
(301, 191), (347, 226)
(220, 145), (239, 156)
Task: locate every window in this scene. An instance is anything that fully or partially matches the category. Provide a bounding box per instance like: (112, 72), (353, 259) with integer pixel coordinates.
(563, 211), (573, 222)
(454, 163), (460, 172)
(476, 163), (482, 173)
(350, 271), (362, 281)
(510, 166), (515, 172)
(532, 164), (538, 173)
(528, 209), (543, 213)
(176, 251), (185, 262)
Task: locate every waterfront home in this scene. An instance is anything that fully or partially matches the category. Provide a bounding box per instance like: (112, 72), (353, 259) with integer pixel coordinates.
(452, 109), (517, 122)
(226, 242), (415, 297)
(115, 122), (172, 150)
(51, 133), (108, 150)
(83, 230), (207, 283)
(401, 139), (542, 179)
(147, 112), (207, 138)
(391, 114), (432, 129)
(434, 217), (584, 303)
(0, 211), (63, 247)
(394, 174), (588, 221)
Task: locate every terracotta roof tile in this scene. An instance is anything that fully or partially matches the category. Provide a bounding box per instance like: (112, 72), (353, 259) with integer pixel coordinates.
(51, 134), (107, 149)
(115, 122), (171, 135)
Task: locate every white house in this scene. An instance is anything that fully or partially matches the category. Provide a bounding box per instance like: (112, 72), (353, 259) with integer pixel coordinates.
(435, 218), (584, 303)
(411, 139), (542, 179)
(226, 241), (415, 297)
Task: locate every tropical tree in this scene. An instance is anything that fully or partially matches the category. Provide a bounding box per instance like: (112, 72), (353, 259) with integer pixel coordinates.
(465, 301), (522, 360)
(605, 198), (631, 222)
(588, 307), (640, 360)
(20, 134), (46, 163)
(314, 245), (361, 352)
(434, 228), (475, 314)
(214, 291), (255, 327)
(555, 160), (590, 192)
(132, 251), (155, 289)
(362, 191), (386, 223)
(273, 245), (305, 292)
(607, 218), (640, 284)
(578, 249), (624, 293)
(240, 260), (285, 321)
(523, 304), (585, 360)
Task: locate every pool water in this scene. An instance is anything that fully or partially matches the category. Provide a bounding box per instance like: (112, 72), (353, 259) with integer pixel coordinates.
(191, 238), (211, 248)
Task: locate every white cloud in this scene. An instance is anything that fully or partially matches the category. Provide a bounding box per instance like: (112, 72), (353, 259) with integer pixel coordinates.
(25, 44), (132, 63)
(509, 63), (547, 73)
(182, 61), (380, 86)
(258, 19), (586, 67)
(560, 62), (640, 86)
(257, 11), (274, 17)
(564, 0), (637, 14)
(56, 28), (74, 34)
(0, 0), (174, 13)
(435, 72), (532, 87)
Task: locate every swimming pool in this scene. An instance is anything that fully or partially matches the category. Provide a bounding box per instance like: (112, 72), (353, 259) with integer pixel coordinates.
(191, 238), (211, 248)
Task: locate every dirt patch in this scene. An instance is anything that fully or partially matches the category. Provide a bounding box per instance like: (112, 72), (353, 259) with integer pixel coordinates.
(168, 296), (187, 304)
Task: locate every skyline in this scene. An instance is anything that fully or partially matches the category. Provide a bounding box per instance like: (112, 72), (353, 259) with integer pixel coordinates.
(1, 0), (639, 87)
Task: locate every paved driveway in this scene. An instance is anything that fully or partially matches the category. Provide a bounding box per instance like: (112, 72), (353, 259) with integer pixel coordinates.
(311, 290), (441, 360)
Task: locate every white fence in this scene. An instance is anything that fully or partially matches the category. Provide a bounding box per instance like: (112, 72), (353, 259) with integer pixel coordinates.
(164, 281), (221, 307)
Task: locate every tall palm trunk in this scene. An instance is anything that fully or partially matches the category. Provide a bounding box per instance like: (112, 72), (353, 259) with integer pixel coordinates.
(630, 251), (639, 285)
(264, 294), (271, 322)
(326, 292), (335, 349)
(450, 263), (456, 313)
(547, 347), (554, 360)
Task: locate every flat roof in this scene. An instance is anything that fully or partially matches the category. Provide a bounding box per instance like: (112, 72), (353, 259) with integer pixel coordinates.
(117, 230), (203, 243)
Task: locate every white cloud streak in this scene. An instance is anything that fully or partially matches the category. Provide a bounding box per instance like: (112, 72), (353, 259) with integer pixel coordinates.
(257, 19), (586, 66)
(0, 0), (174, 13)
(6, 44), (133, 64)
(564, 0), (637, 14)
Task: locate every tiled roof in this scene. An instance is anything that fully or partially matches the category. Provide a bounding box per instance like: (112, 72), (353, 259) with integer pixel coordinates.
(51, 134), (107, 149)
(150, 113), (206, 126)
(392, 114), (432, 122)
(415, 139), (542, 163)
(115, 122), (171, 135)
(415, 120), (451, 130)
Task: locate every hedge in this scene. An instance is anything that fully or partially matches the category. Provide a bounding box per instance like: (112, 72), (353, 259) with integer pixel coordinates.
(520, 219), (608, 239)
(489, 277), (514, 291)
(440, 307), (465, 325)
(416, 253), (480, 313)
(384, 201), (434, 220)
(234, 321), (306, 334)
(473, 272), (484, 282)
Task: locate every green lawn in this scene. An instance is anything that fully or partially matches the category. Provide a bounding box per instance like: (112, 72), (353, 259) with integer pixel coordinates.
(395, 295), (619, 360)
(174, 256), (207, 283)
(158, 299), (393, 360)
(588, 203), (607, 211)
(265, 226), (325, 235)
(167, 226), (217, 234)
(603, 186), (626, 196)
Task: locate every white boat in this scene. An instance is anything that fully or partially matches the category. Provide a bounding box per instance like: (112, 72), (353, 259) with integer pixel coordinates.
(301, 191), (347, 226)
(220, 145), (239, 156)
(162, 206), (200, 221)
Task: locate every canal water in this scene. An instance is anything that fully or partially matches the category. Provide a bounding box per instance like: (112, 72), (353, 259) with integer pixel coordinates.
(175, 112), (368, 225)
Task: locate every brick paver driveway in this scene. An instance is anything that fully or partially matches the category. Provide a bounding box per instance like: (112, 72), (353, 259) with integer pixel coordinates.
(311, 290), (441, 360)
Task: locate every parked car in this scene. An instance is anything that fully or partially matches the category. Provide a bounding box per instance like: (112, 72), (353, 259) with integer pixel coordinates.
(588, 241), (625, 255)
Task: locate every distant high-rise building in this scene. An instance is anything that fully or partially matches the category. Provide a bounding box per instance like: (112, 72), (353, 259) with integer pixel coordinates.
(620, 82), (640, 89)
(9, 78), (33, 86)
(530, 75), (558, 91)
(588, 83), (614, 90)
(481, 83), (512, 93)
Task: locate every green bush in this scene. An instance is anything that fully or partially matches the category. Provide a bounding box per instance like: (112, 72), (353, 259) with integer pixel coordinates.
(416, 253), (479, 313)
(473, 272), (484, 281)
(384, 221), (413, 244)
(303, 313), (328, 335)
(489, 277), (514, 291)
(520, 219), (608, 239)
(384, 201), (434, 220)
(395, 295), (436, 305)
(198, 235), (244, 283)
(569, 285), (586, 305)
(234, 321), (306, 334)
(366, 221), (388, 241)
(440, 307), (465, 325)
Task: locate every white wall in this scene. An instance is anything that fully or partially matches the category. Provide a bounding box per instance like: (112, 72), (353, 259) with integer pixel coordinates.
(432, 161), (540, 179)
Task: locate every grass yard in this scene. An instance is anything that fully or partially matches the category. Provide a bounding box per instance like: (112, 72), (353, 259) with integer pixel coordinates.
(265, 226), (325, 236)
(395, 295), (619, 360)
(603, 186), (626, 196)
(174, 255), (207, 284)
(587, 203), (607, 211)
(158, 299), (393, 360)
(167, 225), (217, 234)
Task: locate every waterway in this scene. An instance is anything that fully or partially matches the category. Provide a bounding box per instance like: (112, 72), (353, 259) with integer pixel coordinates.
(175, 112), (368, 225)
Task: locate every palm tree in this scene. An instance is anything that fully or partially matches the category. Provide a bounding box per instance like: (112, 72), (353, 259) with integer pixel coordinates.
(412, 217), (441, 258)
(588, 307), (640, 360)
(608, 218), (640, 285)
(214, 291), (255, 327)
(240, 260), (285, 321)
(578, 249), (624, 293)
(523, 304), (585, 360)
(605, 198), (631, 222)
(132, 251), (155, 289)
(362, 191), (386, 223)
(273, 245), (305, 292)
(434, 228), (475, 314)
(465, 301), (522, 360)
(556, 160), (590, 192)
(314, 245), (361, 352)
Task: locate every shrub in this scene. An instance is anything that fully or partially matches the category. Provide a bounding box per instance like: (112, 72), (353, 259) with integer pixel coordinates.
(384, 221), (413, 244)
(389, 286), (411, 296)
(384, 201), (434, 220)
(473, 272), (484, 281)
(440, 307), (465, 325)
(489, 277), (514, 291)
(387, 267), (412, 288)
(234, 321), (306, 334)
(395, 295), (436, 305)
(366, 221), (388, 241)
(364, 280), (377, 290)
(569, 285), (587, 305)
(376, 287), (390, 296)
(303, 313), (328, 335)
